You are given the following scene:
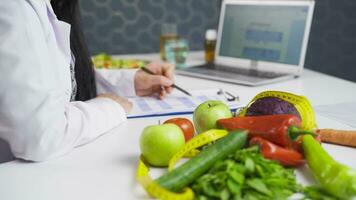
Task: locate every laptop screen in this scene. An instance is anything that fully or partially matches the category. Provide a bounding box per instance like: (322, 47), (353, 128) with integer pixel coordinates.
(219, 4), (309, 66)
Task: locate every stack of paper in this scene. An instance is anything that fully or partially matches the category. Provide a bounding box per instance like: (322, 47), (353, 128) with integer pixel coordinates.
(127, 89), (241, 118)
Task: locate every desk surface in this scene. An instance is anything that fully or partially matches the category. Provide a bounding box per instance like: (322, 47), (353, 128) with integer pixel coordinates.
(1, 52), (356, 200)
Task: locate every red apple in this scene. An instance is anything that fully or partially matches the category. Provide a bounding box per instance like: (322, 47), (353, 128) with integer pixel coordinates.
(164, 118), (195, 142)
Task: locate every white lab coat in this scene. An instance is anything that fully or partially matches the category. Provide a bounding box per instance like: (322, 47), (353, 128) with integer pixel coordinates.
(0, 0), (136, 162)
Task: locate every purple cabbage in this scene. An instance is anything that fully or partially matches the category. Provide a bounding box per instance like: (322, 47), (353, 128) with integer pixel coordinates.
(245, 97), (301, 119)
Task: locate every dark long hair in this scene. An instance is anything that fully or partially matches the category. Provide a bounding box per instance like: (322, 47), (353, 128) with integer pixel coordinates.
(51, 0), (97, 101)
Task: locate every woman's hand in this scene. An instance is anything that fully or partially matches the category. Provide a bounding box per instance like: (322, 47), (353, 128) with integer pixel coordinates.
(97, 93), (133, 114)
(134, 62), (174, 99)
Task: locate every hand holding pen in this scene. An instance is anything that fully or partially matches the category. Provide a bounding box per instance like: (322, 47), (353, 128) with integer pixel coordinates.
(134, 62), (191, 99)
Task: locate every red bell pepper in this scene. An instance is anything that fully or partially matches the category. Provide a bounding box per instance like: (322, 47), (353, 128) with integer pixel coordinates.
(217, 114), (317, 152)
(250, 137), (305, 167)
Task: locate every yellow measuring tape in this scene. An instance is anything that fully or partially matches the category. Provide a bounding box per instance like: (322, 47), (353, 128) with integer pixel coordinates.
(136, 129), (229, 200)
(239, 91), (317, 130)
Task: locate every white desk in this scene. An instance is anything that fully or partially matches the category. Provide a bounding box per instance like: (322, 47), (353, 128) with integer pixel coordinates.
(1, 52), (356, 200)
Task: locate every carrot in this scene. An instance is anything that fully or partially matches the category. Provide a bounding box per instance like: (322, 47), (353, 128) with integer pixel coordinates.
(317, 129), (356, 147)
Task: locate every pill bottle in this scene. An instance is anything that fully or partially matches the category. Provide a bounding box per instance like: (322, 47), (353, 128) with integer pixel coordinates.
(204, 29), (217, 63)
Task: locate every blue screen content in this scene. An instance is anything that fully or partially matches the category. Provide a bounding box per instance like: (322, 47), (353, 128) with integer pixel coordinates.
(219, 5), (309, 65)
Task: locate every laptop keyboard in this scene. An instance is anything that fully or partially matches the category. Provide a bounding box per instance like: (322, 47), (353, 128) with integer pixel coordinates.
(200, 64), (284, 78)
(181, 64), (286, 83)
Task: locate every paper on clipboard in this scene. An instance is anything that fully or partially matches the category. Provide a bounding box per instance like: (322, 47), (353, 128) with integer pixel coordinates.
(127, 89), (241, 118)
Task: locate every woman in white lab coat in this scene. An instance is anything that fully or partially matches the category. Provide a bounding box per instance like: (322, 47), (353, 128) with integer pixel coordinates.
(0, 0), (174, 162)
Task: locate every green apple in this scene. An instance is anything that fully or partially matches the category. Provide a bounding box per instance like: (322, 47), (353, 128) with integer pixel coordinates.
(193, 100), (232, 133)
(140, 124), (185, 167)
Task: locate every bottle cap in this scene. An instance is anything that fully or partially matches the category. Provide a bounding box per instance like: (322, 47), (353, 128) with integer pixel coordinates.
(205, 29), (217, 41)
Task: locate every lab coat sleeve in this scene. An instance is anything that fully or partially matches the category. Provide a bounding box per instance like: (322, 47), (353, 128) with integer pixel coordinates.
(95, 69), (138, 97)
(0, 1), (127, 161)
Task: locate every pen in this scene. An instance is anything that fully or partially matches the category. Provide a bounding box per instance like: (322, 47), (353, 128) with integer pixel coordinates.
(141, 67), (192, 96)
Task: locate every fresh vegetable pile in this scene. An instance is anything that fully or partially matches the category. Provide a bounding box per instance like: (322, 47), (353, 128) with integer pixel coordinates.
(92, 53), (146, 69)
(136, 90), (356, 200)
(192, 147), (302, 200)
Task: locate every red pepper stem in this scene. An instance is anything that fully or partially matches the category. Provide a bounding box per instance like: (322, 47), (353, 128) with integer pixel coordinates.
(288, 126), (317, 140)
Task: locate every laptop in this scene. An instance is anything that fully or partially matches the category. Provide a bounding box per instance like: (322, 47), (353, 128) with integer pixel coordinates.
(177, 0), (315, 86)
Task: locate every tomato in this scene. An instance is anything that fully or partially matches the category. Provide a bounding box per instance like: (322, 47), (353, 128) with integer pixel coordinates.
(164, 118), (195, 142)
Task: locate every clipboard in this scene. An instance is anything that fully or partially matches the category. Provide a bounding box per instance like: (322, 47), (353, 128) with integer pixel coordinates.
(127, 89), (241, 118)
